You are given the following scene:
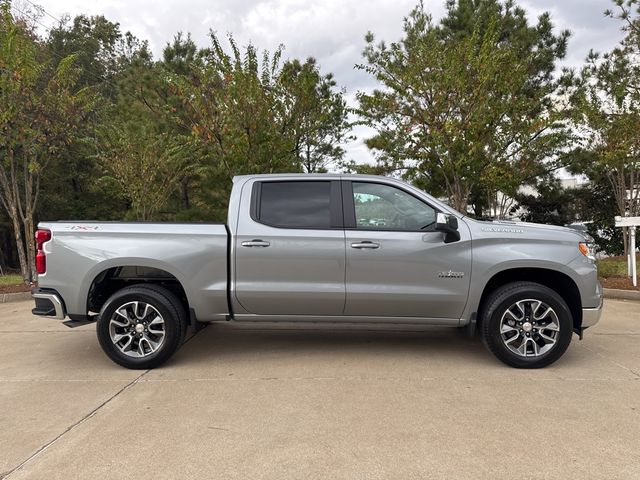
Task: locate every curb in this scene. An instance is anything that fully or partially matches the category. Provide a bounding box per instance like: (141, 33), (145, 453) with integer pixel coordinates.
(0, 291), (32, 303)
(603, 288), (640, 302)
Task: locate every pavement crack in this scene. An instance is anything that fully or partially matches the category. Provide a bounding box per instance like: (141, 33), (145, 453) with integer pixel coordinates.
(580, 343), (640, 379)
(139, 375), (638, 382)
(0, 324), (208, 479)
(0, 330), (94, 334)
(0, 369), (150, 480)
(207, 426), (230, 432)
(592, 332), (640, 336)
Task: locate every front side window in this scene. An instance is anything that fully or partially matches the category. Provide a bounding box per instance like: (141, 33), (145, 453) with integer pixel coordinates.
(352, 182), (436, 231)
(257, 181), (332, 228)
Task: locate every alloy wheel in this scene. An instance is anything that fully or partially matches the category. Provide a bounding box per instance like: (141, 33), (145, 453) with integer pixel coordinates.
(499, 299), (560, 357)
(108, 301), (166, 358)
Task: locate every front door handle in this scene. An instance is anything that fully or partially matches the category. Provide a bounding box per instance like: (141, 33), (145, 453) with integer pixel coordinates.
(241, 239), (271, 248)
(351, 241), (380, 249)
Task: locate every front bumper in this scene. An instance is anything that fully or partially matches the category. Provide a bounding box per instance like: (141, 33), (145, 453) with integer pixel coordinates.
(32, 288), (66, 319)
(582, 298), (603, 328)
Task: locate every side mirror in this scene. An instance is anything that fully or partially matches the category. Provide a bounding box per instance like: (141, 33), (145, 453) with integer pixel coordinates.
(435, 213), (461, 243)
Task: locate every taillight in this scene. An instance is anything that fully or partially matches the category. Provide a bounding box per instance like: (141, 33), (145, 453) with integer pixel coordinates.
(35, 229), (51, 274)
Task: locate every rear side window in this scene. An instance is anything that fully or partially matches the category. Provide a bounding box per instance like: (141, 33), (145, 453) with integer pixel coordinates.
(255, 181), (333, 229)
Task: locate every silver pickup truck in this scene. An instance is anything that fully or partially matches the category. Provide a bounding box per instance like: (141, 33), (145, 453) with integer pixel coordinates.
(32, 174), (602, 369)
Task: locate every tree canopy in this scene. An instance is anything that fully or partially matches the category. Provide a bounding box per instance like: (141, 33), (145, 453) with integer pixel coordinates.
(356, 0), (571, 214)
(1, 0), (640, 277)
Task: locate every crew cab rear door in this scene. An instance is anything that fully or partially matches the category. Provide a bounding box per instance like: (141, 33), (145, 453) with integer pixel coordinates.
(233, 179), (346, 316)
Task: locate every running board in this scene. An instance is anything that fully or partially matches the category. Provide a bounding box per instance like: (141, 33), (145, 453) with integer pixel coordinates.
(62, 317), (97, 328)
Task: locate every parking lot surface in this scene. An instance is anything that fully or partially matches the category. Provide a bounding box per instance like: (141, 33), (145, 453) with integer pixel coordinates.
(1, 299), (639, 479)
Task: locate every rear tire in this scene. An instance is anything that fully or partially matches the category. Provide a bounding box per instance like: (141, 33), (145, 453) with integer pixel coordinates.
(96, 284), (187, 369)
(480, 282), (573, 368)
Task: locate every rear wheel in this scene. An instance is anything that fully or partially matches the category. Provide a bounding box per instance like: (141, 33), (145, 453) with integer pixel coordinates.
(480, 282), (573, 368)
(97, 284), (187, 369)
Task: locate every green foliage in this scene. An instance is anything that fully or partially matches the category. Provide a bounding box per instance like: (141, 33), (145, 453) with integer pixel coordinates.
(357, 0), (571, 214)
(279, 58), (353, 172)
(2, 0), (637, 272)
(98, 124), (196, 221)
(440, 0), (568, 79)
(565, 148), (624, 255)
(597, 255), (639, 277)
(175, 34), (298, 176)
(0, 273), (22, 285)
(0, 3), (99, 281)
(164, 33), (351, 217)
(38, 12), (142, 223)
(514, 179), (579, 226)
(569, 0), (640, 255)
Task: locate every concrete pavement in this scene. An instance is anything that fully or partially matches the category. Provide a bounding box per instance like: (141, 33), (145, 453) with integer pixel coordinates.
(1, 299), (639, 479)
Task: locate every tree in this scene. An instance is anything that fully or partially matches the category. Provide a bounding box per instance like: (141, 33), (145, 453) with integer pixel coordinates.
(0, 4), (97, 282)
(160, 33), (207, 212)
(514, 178), (579, 226)
(162, 34), (293, 218)
(357, 0), (571, 215)
(279, 58), (352, 172)
(47, 14), (122, 93)
(39, 14), (142, 224)
(165, 33), (352, 218)
(99, 124), (194, 220)
(572, 0), (640, 255)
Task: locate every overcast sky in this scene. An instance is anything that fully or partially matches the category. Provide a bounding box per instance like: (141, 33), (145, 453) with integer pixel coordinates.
(27, 0), (627, 164)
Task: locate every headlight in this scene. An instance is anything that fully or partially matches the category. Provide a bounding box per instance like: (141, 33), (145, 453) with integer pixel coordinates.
(579, 242), (596, 261)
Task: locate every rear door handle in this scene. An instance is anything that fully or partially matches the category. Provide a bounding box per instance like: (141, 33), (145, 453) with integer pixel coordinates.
(241, 239), (271, 247)
(351, 241), (380, 249)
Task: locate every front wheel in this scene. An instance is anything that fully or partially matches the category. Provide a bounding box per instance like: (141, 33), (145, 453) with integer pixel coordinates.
(96, 284), (187, 369)
(480, 282), (573, 368)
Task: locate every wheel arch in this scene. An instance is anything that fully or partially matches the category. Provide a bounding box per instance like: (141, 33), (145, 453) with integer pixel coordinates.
(477, 268), (582, 331)
(86, 264), (190, 316)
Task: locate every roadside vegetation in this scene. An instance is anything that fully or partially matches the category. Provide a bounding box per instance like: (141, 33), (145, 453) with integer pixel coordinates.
(0, 273), (21, 286)
(598, 257), (636, 278)
(0, 273), (28, 293)
(1, 0), (639, 285)
(597, 255), (640, 290)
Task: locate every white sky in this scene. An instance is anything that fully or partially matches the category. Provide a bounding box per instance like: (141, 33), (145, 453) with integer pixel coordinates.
(22, 0), (627, 165)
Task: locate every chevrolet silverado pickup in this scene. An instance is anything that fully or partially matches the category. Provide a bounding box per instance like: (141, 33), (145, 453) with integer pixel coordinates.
(31, 174), (603, 369)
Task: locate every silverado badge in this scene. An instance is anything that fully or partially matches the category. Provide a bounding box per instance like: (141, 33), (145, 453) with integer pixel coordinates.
(438, 270), (465, 278)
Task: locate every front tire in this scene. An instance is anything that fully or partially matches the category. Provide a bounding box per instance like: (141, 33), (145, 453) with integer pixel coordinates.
(480, 282), (573, 368)
(96, 284), (187, 369)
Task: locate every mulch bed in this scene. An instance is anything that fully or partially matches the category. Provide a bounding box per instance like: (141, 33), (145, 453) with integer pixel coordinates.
(0, 283), (32, 294)
(600, 277), (640, 291)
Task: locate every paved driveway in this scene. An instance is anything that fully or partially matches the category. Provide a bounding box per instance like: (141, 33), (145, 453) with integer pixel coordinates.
(1, 299), (639, 479)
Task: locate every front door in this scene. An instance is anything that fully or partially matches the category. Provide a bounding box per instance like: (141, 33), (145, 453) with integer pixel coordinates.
(234, 179), (346, 316)
(343, 180), (471, 319)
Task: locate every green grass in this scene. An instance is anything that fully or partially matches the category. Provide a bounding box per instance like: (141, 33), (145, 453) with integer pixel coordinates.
(0, 274), (24, 286)
(597, 255), (639, 278)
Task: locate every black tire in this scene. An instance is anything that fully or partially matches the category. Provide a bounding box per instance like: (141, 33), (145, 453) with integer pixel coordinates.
(97, 284), (187, 369)
(480, 281), (573, 368)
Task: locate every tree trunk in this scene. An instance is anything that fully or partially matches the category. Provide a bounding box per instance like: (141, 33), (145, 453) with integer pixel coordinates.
(0, 152), (31, 283)
(450, 179), (469, 214)
(10, 214), (29, 284)
(180, 177), (190, 210)
(23, 216), (36, 282)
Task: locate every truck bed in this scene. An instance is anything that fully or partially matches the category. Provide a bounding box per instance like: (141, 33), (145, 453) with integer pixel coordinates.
(37, 222), (230, 322)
